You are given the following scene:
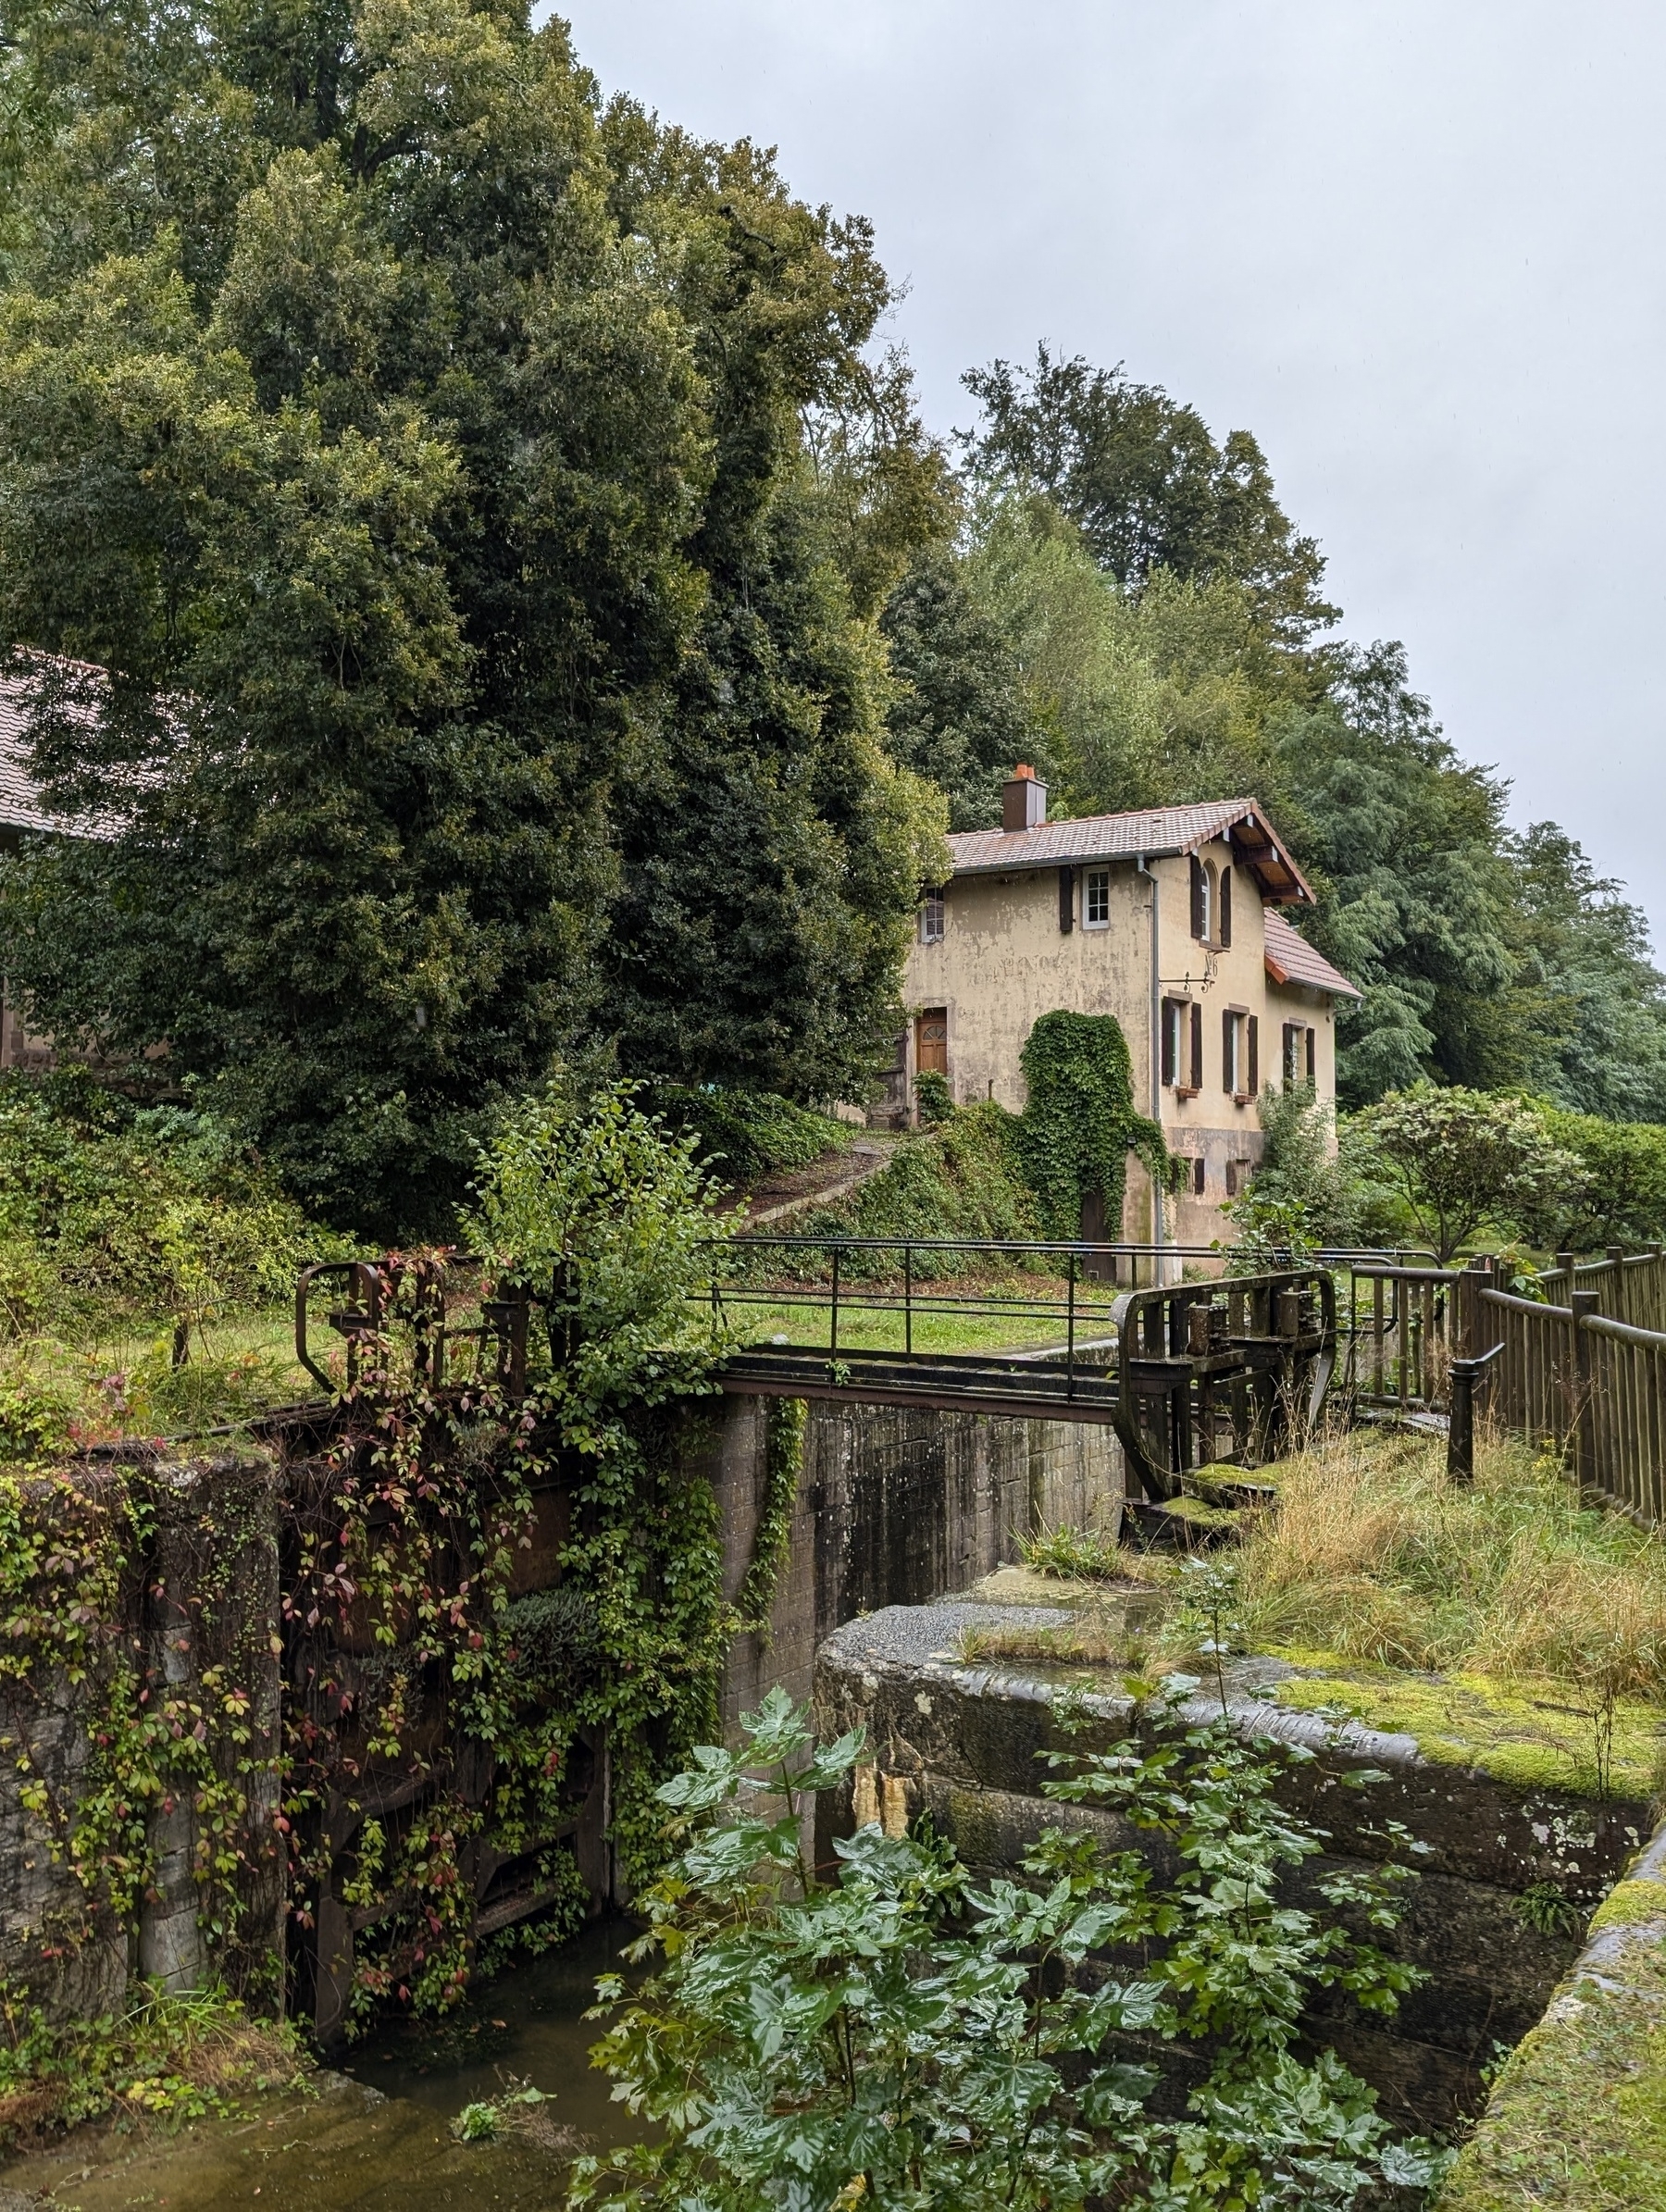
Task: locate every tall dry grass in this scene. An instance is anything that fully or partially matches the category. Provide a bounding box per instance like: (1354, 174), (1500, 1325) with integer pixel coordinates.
(1236, 1424), (1666, 1699)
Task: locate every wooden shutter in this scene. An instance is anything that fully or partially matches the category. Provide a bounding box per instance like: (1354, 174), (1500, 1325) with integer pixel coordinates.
(1247, 1014), (1259, 1098)
(1222, 1008), (1234, 1095)
(1306, 1026), (1317, 1085)
(1190, 855), (1206, 939)
(1058, 865), (1074, 934)
(1219, 864), (1232, 947)
(1190, 1001), (1203, 1089)
(1161, 1000), (1176, 1086)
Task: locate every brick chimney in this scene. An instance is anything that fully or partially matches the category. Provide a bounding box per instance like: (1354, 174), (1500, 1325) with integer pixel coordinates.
(1001, 763), (1047, 833)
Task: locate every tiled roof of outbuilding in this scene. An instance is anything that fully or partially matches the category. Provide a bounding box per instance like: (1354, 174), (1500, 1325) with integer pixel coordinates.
(0, 679), (75, 834)
(943, 797), (1314, 904)
(0, 664), (124, 838)
(1263, 908), (1361, 1000)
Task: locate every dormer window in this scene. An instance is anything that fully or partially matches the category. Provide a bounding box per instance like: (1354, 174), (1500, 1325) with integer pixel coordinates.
(919, 890), (945, 944)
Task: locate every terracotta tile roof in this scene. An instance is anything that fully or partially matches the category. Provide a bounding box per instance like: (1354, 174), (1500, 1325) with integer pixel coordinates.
(1263, 908), (1361, 999)
(0, 664), (124, 839)
(943, 796), (1314, 903)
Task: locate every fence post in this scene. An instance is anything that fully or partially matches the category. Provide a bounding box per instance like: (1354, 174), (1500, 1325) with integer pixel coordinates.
(1448, 1357), (1476, 1484)
(1608, 1246), (1625, 1322)
(1457, 1254), (1486, 1358)
(1571, 1287), (1599, 1491)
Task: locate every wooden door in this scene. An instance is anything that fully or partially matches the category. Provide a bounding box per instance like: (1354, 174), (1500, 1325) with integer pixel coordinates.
(915, 1008), (949, 1075)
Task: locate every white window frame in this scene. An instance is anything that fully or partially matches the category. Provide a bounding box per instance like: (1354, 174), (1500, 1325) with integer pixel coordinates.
(1083, 868), (1111, 928)
(919, 891), (945, 945)
(1224, 1011), (1243, 1097)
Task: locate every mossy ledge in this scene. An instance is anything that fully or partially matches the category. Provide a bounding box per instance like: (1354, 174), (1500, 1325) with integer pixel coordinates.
(1267, 1654), (1665, 1801)
(1437, 1823), (1666, 2210)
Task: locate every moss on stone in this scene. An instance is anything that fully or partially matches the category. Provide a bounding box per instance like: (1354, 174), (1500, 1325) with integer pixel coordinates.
(1266, 1654), (1664, 1800)
(1436, 1940), (1666, 2210)
(1588, 1879), (1666, 1935)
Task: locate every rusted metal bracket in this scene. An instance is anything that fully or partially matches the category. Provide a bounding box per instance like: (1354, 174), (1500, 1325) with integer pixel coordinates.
(295, 1253), (535, 1399)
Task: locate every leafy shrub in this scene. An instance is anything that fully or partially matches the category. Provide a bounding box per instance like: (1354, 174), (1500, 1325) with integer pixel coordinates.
(645, 1085), (851, 1184)
(0, 1071), (343, 1345)
(913, 1068), (953, 1125)
(574, 1686), (1447, 2212)
(1230, 1082), (1361, 1261)
(1342, 1082), (1585, 1263)
(0, 1378), (71, 1461)
(466, 1079), (735, 1405)
(1520, 1101), (1666, 1251)
(788, 1104), (1040, 1278)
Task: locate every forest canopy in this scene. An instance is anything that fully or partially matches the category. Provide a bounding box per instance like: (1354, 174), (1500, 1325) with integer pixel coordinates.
(0, 0), (1659, 1239)
(0, 0), (949, 1231)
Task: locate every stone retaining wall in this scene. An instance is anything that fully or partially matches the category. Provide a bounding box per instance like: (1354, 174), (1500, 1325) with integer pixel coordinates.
(813, 1597), (1652, 2134)
(1436, 1819), (1666, 2206)
(705, 1395), (1125, 1730)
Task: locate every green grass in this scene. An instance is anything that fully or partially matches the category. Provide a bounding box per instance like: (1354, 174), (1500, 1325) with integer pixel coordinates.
(714, 1280), (1121, 1358)
(0, 1309), (329, 1451)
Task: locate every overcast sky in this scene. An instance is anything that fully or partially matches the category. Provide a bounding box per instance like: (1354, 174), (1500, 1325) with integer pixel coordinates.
(558, 2), (1666, 946)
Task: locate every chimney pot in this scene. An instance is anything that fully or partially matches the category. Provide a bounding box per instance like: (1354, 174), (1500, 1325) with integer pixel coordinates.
(1001, 766), (1048, 833)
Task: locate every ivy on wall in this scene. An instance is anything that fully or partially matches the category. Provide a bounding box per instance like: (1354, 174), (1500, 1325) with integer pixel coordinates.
(735, 1398), (807, 1641)
(1013, 1011), (1173, 1241)
(0, 1080), (778, 2043)
(0, 1449), (281, 2000)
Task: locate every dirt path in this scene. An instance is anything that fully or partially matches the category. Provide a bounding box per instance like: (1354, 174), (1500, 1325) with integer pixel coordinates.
(725, 1132), (904, 1228)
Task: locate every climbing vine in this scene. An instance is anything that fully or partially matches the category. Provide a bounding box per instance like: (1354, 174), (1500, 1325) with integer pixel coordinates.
(1013, 1010), (1174, 1240)
(276, 1081), (752, 2025)
(735, 1398), (807, 1639)
(0, 1449), (281, 1995)
(0, 1079), (805, 2045)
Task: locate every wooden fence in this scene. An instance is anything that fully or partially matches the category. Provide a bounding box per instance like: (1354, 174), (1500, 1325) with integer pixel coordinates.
(1344, 1248), (1666, 1523)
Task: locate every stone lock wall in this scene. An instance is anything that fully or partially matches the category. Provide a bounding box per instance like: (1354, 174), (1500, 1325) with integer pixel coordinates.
(813, 1598), (1654, 2135)
(0, 1452), (287, 2019)
(702, 1394), (1125, 1730)
(0, 1395), (1124, 2028)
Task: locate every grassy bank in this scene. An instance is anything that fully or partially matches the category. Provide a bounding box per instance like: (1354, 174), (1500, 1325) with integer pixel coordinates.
(1013, 1427), (1666, 1799)
(0, 1983), (306, 2151)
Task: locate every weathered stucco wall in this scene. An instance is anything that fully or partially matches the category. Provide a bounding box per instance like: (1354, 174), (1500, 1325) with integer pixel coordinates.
(813, 1597), (1652, 2134)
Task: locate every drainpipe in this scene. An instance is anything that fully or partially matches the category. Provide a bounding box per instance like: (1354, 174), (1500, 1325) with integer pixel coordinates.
(1135, 852), (1166, 1279)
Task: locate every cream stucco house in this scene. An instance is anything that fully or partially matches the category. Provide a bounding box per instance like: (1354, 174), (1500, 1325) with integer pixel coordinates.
(892, 770), (1361, 1243)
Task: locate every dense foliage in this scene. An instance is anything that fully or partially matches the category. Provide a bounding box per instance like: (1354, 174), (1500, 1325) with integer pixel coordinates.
(1524, 1102), (1666, 1252)
(0, 1067), (338, 1355)
(880, 351), (1666, 1113)
(1341, 1084), (1585, 1264)
(572, 1684), (1445, 2212)
(643, 1085), (852, 1185)
(0, 0), (947, 1235)
(1013, 1008), (1169, 1240)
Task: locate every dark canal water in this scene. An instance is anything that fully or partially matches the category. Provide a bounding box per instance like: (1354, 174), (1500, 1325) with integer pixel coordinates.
(0, 1919), (641, 2212)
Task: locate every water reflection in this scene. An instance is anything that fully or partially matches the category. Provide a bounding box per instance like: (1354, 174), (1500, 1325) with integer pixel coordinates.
(0, 1917), (642, 2212)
